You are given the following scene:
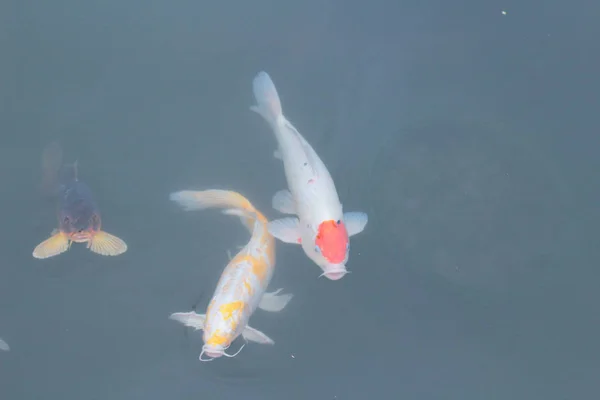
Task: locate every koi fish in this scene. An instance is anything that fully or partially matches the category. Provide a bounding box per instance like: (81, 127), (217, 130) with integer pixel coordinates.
(32, 142), (128, 259)
(168, 190), (293, 361)
(0, 337), (8, 351)
(250, 71), (368, 281)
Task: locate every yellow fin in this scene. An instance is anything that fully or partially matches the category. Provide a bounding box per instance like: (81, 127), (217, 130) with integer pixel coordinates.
(89, 231), (127, 256)
(32, 231), (70, 259)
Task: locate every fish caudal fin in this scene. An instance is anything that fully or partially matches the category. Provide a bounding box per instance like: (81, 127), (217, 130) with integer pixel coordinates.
(40, 141), (63, 197)
(89, 231), (127, 256)
(344, 212), (369, 236)
(170, 190), (258, 232)
(258, 288), (293, 312)
(222, 208), (261, 235)
(169, 311), (207, 331)
(170, 190), (254, 212)
(241, 325), (274, 345)
(32, 232), (70, 259)
(0, 338), (9, 351)
(267, 217), (302, 244)
(250, 71), (284, 127)
(272, 189), (296, 214)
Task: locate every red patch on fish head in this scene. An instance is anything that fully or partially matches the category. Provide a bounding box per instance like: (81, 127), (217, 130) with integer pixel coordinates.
(315, 219), (349, 264)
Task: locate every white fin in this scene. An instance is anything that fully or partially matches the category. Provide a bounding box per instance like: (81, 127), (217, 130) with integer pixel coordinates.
(222, 208), (257, 221)
(259, 288), (294, 312)
(250, 71), (284, 126)
(242, 325), (274, 345)
(273, 149), (282, 160)
(344, 212), (368, 236)
(170, 190), (252, 213)
(169, 190), (259, 233)
(222, 208), (261, 235)
(169, 311), (206, 331)
(272, 189), (296, 214)
(226, 244), (245, 260)
(267, 218), (301, 244)
(0, 337), (9, 351)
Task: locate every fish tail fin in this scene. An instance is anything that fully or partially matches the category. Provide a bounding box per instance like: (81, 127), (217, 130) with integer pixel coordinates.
(169, 189), (262, 231)
(70, 159), (79, 181)
(60, 159), (79, 182)
(222, 208), (261, 234)
(40, 141), (63, 197)
(250, 71), (284, 127)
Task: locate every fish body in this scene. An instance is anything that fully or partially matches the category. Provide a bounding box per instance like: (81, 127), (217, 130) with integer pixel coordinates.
(169, 190), (293, 361)
(250, 71), (368, 280)
(32, 142), (127, 259)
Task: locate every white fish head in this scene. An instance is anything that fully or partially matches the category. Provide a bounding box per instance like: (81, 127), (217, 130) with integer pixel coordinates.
(200, 325), (233, 361)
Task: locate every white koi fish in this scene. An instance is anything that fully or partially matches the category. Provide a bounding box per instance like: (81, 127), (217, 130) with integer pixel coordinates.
(0, 337), (9, 352)
(250, 71), (368, 281)
(168, 190), (293, 361)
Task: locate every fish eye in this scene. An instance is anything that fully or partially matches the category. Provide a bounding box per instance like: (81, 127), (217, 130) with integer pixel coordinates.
(336, 219), (341, 225)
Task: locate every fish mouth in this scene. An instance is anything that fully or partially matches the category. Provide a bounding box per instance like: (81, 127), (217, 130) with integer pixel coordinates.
(199, 342), (247, 361)
(200, 345), (225, 361)
(319, 264), (350, 281)
(70, 231), (92, 242)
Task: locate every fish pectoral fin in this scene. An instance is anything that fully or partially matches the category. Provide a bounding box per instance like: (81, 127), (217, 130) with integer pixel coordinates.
(89, 231), (127, 256)
(344, 212), (369, 236)
(226, 244), (246, 260)
(271, 189), (296, 214)
(32, 231), (70, 259)
(169, 311), (207, 331)
(267, 218), (302, 244)
(242, 325), (274, 345)
(258, 288), (293, 312)
(0, 337), (9, 351)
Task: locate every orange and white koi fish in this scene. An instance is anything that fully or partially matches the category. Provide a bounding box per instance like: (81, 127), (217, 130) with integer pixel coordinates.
(168, 190), (293, 361)
(0, 337), (9, 351)
(250, 71), (368, 281)
(32, 142), (127, 259)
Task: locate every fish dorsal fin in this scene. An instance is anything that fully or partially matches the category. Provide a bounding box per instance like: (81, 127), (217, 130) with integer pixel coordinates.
(70, 160), (79, 181)
(59, 160), (79, 182)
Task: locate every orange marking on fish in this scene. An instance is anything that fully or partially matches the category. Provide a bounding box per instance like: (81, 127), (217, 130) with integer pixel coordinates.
(231, 254), (257, 268)
(315, 219), (349, 264)
(206, 330), (229, 346)
(252, 262), (268, 282)
(219, 301), (245, 322)
(243, 279), (254, 296)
